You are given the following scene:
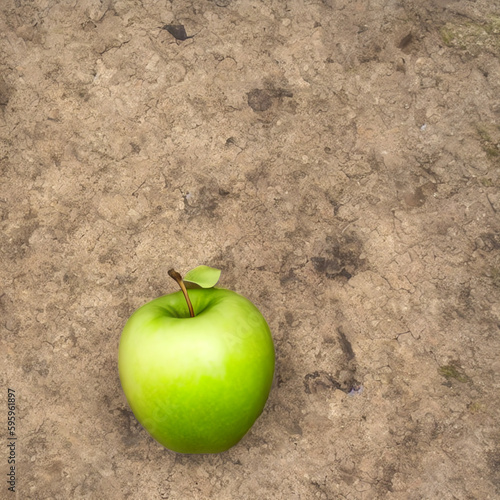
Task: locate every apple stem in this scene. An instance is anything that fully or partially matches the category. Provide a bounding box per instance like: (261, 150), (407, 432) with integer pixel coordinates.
(168, 269), (195, 317)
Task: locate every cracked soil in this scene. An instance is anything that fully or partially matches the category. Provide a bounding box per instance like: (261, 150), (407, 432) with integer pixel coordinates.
(2, 0), (500, 498)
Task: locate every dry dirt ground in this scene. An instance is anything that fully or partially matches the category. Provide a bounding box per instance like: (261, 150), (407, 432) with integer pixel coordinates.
(2, 0), (500, 499)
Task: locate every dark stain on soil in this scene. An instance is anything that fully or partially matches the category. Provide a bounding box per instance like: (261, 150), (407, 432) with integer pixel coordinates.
(311, 233), (366, 280)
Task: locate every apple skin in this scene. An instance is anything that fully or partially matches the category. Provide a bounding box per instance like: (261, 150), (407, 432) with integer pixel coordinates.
(118, 287), (275, 454)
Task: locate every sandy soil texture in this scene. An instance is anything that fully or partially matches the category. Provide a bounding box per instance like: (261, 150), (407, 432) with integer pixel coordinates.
(2, 0), (500, 498)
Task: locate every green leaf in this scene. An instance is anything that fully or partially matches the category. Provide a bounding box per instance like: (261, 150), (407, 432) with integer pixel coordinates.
(183, 265), (221, 288)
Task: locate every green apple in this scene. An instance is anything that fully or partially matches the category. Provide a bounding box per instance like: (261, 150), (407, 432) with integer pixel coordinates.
(118, 267), (275, 454)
